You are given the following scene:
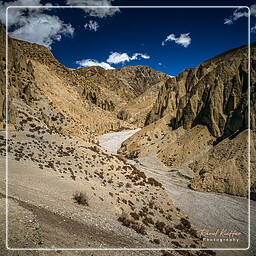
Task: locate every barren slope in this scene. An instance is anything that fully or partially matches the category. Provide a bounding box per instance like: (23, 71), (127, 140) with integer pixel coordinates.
(0, 25), (214, 254)
(120, 44), (256, 198)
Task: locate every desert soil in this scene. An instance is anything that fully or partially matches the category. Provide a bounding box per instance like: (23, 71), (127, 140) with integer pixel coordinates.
(0, 157), (163, 256)
(98, 129), (256, 256)
(0, 129), (166, 256)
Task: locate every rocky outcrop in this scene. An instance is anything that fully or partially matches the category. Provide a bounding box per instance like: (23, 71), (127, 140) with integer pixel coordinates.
(146, 44), (256, 140)
(116, 80), (167, 126)
(0, 25), (136, 138)
(76, 65), (169, 102)
(120, 43), (256, 198)
(0, 25), (38, 129)
(189, 129), (255, 197)
(76, 65), (169, 126)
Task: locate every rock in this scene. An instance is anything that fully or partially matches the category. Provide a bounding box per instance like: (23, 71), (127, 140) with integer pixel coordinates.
(120, 43), (256, 198)
(117, 109), (129, 121)
(146, 43), (256, 140)
(189, 130), (255, 197)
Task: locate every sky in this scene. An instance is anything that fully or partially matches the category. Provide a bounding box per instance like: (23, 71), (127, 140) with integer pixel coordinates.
(0, 0), (255, 76)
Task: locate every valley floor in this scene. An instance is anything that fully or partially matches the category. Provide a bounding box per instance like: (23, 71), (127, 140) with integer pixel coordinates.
(0, 151), (162, 256)
(0, 129), (255, 256)
(98, 129), (256, 256)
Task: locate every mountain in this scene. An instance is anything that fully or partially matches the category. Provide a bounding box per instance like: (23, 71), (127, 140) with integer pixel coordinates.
(76, 65), (168, 101)
(75, 65), (169, 126)
(145, 44), (255, 139)
(119, 43), (256, 198)
(0, 24), (169, 134)
(0, 24), (215, 254)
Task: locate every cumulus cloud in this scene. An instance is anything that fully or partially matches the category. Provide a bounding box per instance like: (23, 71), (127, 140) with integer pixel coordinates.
(162, 33), (191, 48)
(0, 0), (47, 25)
(66, 0), (120, 18)
(107, 52), (150, 64)
(0, 0), (74, 49)
(84, 20), (99, 31)
(224, 4), (256, 33)
(76, 59), (114, 69)
(10, 14), (74, 49)
(76, 51), (150, 70)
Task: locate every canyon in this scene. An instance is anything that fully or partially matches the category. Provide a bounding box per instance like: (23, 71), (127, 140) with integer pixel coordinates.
(0, 23), (255, 256)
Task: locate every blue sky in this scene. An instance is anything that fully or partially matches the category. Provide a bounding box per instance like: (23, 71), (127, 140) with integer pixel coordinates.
(1, 0), (255, 76)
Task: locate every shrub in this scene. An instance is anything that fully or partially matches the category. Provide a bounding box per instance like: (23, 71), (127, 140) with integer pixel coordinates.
(180, 217), (191, 229)
(142, 216), (154, 226)
(118, 213), (147, 235)
(155, 221), (165, 233)
(131, 222), (147, 235)
(147, 177), (162, 187)
(73, 192), (88, 206)
(130, 212), (140, 220)
(153, 238), (160, 244)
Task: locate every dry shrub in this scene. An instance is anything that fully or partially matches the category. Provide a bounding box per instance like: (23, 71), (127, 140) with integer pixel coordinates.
(147, 177), (162, 187)
(73, 191), (88, 206)
(118, 213), (147, 235)
(155, 221), (165, 233)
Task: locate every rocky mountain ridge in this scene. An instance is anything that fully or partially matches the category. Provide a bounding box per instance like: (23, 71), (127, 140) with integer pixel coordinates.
(0, 24), (217, 254)
(76, 65), (168, 101)
(120, 43), (256, 198)
(0, 24), (168, 135)
(145, 43), (255, 140)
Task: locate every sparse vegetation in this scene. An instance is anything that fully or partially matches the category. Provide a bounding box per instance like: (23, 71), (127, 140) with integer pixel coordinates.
(117, 213), (147, 235)
(72, 191), (88, 206)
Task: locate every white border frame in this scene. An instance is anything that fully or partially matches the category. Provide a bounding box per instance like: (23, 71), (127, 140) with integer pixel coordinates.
(5, 5), (251, 252)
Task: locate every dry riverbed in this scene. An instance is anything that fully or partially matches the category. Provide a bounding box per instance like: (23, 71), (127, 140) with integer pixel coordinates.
(98, 129), (256, 256)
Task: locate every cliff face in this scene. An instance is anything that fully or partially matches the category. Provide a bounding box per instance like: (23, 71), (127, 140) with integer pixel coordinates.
(76, 65), (169, 102)
(0, 25), (36, 128)
(0, 26), (212, 251)
(0, 25), (168, 134)
(75, 65), (169, 126)
(146, 44), (256, 139)
(120, 43), (256, 198)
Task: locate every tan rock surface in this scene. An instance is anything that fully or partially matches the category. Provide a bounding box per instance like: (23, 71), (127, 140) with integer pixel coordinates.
(0, 25), (215, 254)
(120, 43), (256, 198)
(146, 44), (255, 139)
(189, 130), (255, 197)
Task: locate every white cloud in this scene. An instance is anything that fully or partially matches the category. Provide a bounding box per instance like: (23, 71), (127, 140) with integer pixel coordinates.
(107, 52), (150, 64)
(224, 18), (233, 25)
(66, 0), (120, 18)
(224, 4), (256, 32)
(0, 0), (74, 49)
(158, 62), (162, 66)
(0, 0), (47, 26)
(76, 52), (150, 70)
(76, 59), (114, 69)
(9, 14), (74, 49)
(84, 20), (99, 31)
(131, 53), (150, 60)
(107, 52), (130, 63)
(162, 33), (191, 48)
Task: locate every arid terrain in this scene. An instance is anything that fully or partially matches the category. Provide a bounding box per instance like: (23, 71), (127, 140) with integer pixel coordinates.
(0, 20), (255, 256)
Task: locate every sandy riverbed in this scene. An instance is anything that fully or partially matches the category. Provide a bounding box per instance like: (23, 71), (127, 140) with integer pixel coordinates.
(98, 129), (256, 256)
